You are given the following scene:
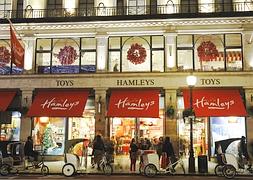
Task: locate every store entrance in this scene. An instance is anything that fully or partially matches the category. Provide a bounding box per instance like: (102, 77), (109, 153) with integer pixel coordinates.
(110, 117), (163, 155)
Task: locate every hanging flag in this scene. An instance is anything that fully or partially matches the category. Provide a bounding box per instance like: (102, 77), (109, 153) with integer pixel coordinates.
(10, 25), (24, 68)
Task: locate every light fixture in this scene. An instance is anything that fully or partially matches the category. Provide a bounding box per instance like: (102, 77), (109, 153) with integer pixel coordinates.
(97, 96), (102, 114)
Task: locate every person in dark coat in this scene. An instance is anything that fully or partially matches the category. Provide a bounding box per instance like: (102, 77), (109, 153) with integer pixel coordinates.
(24, 136), (39, 162)
(92, 135), (105, 170)
(161, 136), (176, 168)
(129, 138), (138, 172)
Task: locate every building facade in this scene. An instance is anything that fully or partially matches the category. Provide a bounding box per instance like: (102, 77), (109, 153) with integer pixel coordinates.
(1, 0), (253, 172)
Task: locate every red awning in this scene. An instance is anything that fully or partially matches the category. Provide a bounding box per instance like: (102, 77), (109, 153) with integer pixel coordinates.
(107, 89), (160, 118)
(27, 90), (89, 117)
(183, 89), (247, 117)
(0, 91), (16, 111)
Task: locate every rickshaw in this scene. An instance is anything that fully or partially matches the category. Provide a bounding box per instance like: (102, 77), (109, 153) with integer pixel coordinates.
(62, 138), (113, 177)
(139, 150), (185, 177)
(0, 142), (49, 176)
(214, 138), (253, 179)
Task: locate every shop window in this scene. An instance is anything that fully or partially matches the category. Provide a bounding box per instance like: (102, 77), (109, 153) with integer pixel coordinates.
(35, 37), (96, 74)
(177, 33), (243, 72)
(0, 111), (21, 141)
(34, 117), (66, 155)
(210, 116), (245, 155)
(108, 35), (164, 72)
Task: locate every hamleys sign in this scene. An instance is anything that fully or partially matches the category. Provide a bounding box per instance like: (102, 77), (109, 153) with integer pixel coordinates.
(183, 89), (247, 117)
(40, 98), (80, 111)
(107, 89), (160, 118)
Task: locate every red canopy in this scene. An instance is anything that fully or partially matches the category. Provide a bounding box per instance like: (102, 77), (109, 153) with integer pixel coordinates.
(27, 90), (89, 117)
(107, 89), (160, 118)
(0, 91), (16, 111)
(183, 89), (247, 117)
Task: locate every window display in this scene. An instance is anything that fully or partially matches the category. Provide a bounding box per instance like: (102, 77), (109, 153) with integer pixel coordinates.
(210, 116), (246, 155)
(33, 117), (66, 155)
(0, 111), (21, 141)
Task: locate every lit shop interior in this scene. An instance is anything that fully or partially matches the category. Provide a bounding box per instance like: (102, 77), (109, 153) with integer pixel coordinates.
(32, 98), (95, 156)
(177, 96), (246, 158)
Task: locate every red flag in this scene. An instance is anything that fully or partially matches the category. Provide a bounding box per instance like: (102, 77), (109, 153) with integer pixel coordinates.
(10, 25), (24, 68)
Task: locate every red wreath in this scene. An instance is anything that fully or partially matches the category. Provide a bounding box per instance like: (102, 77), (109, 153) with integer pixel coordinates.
(55, 45), (78, 65)
(0, 46), (11, 66)
(127, 43), (147, 65)
(197, 41), (219, 62)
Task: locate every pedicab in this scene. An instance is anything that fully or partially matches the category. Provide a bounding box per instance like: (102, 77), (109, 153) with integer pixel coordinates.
(0, 142), (49, 176)
(214, 138), (253, 179)
(139, 150), (185, 177)
(62, 138), (113, 177)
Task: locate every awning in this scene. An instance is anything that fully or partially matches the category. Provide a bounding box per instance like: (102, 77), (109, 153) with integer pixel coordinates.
(27, 90), (89, 117)
(183, 89), (247, 117)
(0, 91), (16, 111)
(107, 89), (160, 118)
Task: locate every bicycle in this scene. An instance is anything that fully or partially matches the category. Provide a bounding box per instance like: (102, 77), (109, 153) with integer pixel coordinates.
(98, 152), (113, 176)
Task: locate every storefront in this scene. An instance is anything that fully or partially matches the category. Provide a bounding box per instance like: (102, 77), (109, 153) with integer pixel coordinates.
(26, 89), (95, 155)
(0, 90), (21, 142)
(107, 89), (164, 155)
(178, 88), (247, 158)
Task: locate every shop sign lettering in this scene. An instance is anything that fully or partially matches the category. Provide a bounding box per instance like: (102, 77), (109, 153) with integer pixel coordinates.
(200, 78), (220, 85)
(115, 97), (155, 111)
(194, 97), (234, 110)
(56, 80), (74, 87)
(41, 98), (79, 110)
(116, 79), (155, 86)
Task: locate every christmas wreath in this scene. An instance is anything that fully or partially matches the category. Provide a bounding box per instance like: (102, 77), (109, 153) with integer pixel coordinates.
(55, 45), (78, 65)
(127, 43), (147, 65)
(0, 46), (11, 65)
(197, 41), (219, 62)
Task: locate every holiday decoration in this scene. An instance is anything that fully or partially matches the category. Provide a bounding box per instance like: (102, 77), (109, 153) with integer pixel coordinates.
(127, 43), (147, 65)
(55, 45), (78, 65)
(197, 41), (219, 62)
(42, 125), (54, 152)
(0, 46), (11, 65)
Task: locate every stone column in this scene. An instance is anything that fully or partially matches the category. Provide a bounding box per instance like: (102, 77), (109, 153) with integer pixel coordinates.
(96, 34), (108, 72)
(164, 33), (177, 71)
(94, 88), (107, 137)
(20, 88), (33, 141)
(164, 89), (178, 154)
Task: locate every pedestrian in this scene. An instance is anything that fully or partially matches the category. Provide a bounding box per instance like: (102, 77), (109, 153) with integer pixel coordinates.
(92, 134), (105, 171)
(129, 138), (138, 172)
(161, 136), (176, 169)
(156, 137), (163, 160)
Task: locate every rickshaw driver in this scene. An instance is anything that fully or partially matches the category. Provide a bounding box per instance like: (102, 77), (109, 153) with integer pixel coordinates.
(24, 136), (40, 168)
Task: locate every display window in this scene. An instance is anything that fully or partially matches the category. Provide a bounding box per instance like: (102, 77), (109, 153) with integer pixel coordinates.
(33, 117), (66, 155)
(178, 117), (208, 157)
(110, 110), (164, 155)
(0, 111), (21, 141)
(68, 109), (95, 140)
(210, 116), (246, 155)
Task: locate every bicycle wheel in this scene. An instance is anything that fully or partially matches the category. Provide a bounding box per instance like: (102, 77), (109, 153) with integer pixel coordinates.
(214, 164), (223, 177)
(0, 164), (10, 176)
(41, 165), (49, 176)
(102, 164), (113, 176)
(62, 163), (76, 177)
(222, 164), (236, 179)
(144, 164), (157, 177)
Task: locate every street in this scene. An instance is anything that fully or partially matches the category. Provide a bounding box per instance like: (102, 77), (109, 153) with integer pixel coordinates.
(0, 174), (252, 180)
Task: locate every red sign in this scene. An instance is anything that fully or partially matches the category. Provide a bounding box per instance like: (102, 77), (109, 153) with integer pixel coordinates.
(107, 89), (160, 118)
(10, 25), (24, 68)
(183, 89), (247, 117)
(0, 91), (16, 111)
(27, 90), (89, 117)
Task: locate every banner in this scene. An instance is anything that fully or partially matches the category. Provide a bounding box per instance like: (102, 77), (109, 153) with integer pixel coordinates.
(10, 25), (24, 68)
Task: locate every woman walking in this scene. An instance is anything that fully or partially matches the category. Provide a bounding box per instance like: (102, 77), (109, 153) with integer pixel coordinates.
(129, 138), (138, 172)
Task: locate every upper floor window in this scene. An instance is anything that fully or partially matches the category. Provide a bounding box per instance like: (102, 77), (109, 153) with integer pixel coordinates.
(177, 33), (243, 72)
(79, 0), (94, 16)
(35, 37), (96, 74)
(0, 39), (23, 75)
(108, 36), (165, 72)
(0, 0), (12, 18)
(47, 0), (63, 17)
(128, 0), (146, 15)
